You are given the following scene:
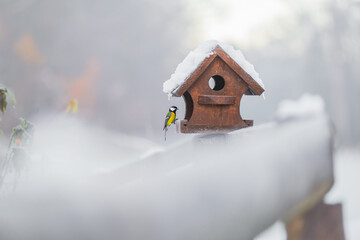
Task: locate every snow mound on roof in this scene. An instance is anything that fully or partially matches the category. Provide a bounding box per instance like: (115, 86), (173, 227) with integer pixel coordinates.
(275, 94), (325, 120)
(163, 40), (265, 98)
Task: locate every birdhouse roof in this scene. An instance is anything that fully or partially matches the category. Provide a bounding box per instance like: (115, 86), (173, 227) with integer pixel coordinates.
(163, 40), (265, 98)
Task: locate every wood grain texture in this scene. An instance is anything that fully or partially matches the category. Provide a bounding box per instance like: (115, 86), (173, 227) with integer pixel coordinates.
(198, 95), (236, 105)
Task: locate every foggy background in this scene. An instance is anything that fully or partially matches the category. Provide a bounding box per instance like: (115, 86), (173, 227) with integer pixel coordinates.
(0, 0), (359, 145)
(0, 1), (360, 239)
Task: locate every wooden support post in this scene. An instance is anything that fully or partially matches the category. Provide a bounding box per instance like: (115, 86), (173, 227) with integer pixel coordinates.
(286, 201), (345, 240)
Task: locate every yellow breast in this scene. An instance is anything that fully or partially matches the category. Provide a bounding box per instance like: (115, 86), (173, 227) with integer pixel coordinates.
(167, 112), (176, 126)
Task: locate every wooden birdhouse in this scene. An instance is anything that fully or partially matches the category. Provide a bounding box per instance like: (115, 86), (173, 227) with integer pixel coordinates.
(163, 41), (265, 133)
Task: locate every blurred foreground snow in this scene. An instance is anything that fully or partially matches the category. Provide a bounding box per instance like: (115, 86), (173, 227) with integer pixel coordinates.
(0, 95), (357, 240)
(1, 114), (161, 193)
(0, 104), (334, 240)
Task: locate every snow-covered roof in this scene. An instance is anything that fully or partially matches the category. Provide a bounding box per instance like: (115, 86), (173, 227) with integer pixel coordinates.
(163, 40), (265, 98)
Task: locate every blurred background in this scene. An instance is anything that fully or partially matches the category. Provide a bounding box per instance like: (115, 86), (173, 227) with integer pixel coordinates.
(0, 1), (359, 239)
(0, 0), (359, 145)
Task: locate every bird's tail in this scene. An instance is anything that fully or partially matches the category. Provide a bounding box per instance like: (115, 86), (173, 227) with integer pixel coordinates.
(164, 127), (167, 141)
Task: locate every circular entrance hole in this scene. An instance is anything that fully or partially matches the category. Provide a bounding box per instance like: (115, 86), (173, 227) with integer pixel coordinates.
(208, 75), (225, 91)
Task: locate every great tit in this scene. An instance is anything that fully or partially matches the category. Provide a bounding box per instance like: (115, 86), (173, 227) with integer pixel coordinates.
(163, 106), (178, 140)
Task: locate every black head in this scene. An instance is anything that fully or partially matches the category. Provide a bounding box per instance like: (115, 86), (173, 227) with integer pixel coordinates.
(169, 106), (178, 112)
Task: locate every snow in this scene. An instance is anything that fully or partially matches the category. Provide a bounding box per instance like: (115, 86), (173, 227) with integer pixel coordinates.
(0, 112), (333, 240)
(275, 94), (325, 120)
(0, 114), (160, 194)
(3, 96), (357, 240)
(254, 221), (286, 240)
(163, 40), (265, 99)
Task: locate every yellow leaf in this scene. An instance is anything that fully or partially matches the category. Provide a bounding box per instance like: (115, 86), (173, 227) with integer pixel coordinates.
(66, 99), (79, 114)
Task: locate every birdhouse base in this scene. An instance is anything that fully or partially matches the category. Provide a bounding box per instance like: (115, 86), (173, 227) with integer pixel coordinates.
(180, 120), (253, 133)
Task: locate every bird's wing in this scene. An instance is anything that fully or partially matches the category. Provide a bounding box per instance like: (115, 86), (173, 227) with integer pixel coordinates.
(163, 111), (171, 130)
